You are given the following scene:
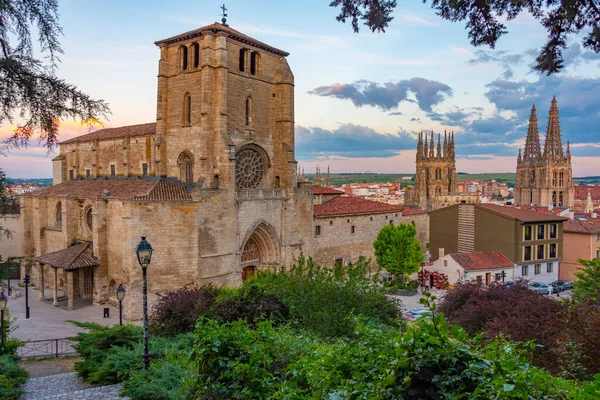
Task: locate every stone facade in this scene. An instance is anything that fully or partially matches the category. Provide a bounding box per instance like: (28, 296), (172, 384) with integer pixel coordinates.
(514, 97), (574, 209)
(405, 131), (478, 210)
(21, 22), (430, 320)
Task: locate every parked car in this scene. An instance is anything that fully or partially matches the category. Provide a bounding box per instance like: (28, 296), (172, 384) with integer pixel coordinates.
(406, 309), (433, 320)
(550, 280), (573, 292)
(528, 282), (550, 295)
(504, 281), (518, 288)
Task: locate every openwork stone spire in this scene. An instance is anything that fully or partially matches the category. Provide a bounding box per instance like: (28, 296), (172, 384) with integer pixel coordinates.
(523, 104), (541, 160)
(544, 96), (564, 159)
(429, 132), (435, 158)
(436, 134), (442, 159)
(423, 132), (429, 159)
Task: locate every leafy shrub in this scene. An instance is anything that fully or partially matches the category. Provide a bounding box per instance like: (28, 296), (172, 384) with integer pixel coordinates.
(188, 297), (590, 399)
(211, 285), (289, 325)
(253, 254), (401, 337)
(150, 285), (219, 336)
(559, 300), (600, 379)
(438, 281), (567, 374)
(70, 322), (143, 383)
(0, 354), (28, 400)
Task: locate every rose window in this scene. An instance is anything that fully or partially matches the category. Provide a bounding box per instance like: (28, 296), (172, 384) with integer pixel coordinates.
(235, 148), (264, 189)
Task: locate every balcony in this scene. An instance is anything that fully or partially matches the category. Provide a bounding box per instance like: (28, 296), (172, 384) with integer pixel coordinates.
(236, 188), (285, 201)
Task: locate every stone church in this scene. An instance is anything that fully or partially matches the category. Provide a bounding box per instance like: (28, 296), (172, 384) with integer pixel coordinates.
(514, 97), (574, 209)
(21, 22), (428, 319)
(405, 132), (478, 210)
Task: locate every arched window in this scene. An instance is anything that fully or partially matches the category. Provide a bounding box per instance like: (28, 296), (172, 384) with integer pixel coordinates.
(55, 201), (62, 228)
(180, 45), (188, 71)
(183, 93), (191, 125)
(552, 171), (557, 187)
(250, 51), (260, 75)
(425, 168), (430, 182)
(192, 42), (200, 69)
(529, 170), (535, 187)
(435, 187), (442, 196)
(559, 191), (564, 206)
(85, 207), (93, 232)
(239, 48), (247, 72)
(245, 97), (253, 126)
(559, 170), (564, 187)
(435, 168), (442, 180)
(552, 191), (557, 206)
(178, 152), (194, 185)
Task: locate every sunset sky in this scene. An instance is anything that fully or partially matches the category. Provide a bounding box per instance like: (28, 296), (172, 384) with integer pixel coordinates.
(2, 0), (600, 178)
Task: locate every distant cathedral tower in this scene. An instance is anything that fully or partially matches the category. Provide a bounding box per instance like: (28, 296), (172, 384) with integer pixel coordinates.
(407, 131), (457, 210)
(514, 97), (574, 209)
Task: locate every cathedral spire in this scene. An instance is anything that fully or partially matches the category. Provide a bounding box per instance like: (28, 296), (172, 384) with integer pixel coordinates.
(429, 131), (435, 158)
(566, 141), (571, 160)
(416, 132), (423, 161)
(326, 165), (331, 186)
(423, 132), (429, 159)
(436, 133), (442, 159)
(544, 96), (564, 159)
(517, 148), (522, 164)
(443, 131), (448, 158)
(523, 104), (542, 160)
(315, 166), (321, 185)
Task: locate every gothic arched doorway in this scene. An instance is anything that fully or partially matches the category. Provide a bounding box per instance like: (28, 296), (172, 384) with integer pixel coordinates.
(240, 222), (280, 279)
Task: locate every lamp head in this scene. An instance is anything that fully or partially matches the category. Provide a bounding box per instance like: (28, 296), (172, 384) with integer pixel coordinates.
(134, 236), (153, 268)
(116, 283), (126, 302)
(0, 291), (7, 311)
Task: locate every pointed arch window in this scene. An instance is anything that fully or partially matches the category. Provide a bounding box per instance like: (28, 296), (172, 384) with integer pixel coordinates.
(183, 93), (191, 125)
(178, 152), (194, 185)
(530, 170), (536, 187)
(552, 171), (557, 187)
(180, 45), (188, 71)
(55, 201), (62, 228)
(245, 97), (253, 126)
(192, 42), (200, 69)
(435, 187), (442, 196)
(435, 168), (442, 180)
(559, 170), (564, 187)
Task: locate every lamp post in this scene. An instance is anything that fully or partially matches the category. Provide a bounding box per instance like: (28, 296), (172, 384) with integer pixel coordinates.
(24, 274), (30, 319)
(134, 236), (153, 370)
(501, 270), (506, 285)
(0, 291), (7, 355)
(116, 283), (126, 326)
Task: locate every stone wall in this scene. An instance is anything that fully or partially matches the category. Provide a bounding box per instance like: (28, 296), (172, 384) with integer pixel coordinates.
(313, 212), (429, 270)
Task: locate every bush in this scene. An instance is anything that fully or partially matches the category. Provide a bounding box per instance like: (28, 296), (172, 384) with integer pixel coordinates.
(70, 322), (143, 384)
(150, 285), (219, 336)
(210, 285), (289, 325)
(559, 300), (600, 379)
(188, 303), (591, 399)
(0, 354), (28, 400)
(253, 254), (401, 338)
(438, 282), (567, 374)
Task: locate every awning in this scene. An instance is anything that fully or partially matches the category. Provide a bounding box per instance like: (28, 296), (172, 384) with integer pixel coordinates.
(34, 243), (98, 270)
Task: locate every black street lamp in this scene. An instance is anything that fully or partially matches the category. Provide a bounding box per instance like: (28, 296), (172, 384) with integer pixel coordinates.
(134, 236), (153, 370)
(116, 283), (126, 326)
(0, 291), (7, 355)
(501, 270), (506, 284)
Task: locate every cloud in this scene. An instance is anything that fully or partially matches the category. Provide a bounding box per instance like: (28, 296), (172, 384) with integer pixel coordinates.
(468, 49), (525, 79)
(388, 112), (403, 116)
(309, 78), (453, 112)
(295, 123), (417, 159)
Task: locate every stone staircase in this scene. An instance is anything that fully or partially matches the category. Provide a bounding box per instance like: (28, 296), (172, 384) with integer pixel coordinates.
(19, 372), (126, 399)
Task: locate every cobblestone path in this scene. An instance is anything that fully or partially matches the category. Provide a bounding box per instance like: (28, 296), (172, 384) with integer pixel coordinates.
(19, 372), (127, 399)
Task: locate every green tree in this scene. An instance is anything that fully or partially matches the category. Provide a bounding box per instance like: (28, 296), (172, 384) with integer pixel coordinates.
(573, 258), (600, 303)
(330, 0), (600, 75)
(373, 222), (424, 280)
(1, 0), (110, 153)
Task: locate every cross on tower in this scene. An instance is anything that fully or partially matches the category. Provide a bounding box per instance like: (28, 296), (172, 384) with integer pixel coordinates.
(220, 4), (229, 26)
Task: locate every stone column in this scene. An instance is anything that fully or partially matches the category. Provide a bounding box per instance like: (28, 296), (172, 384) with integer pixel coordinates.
(53, 268), (59, 306)
(67, 271), (74, 311)
(38, 263), (45, 300)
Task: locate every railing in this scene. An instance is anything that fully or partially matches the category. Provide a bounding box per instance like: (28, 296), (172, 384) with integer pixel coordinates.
(19, 338), (76, 359)
(236, 188), (285, 201)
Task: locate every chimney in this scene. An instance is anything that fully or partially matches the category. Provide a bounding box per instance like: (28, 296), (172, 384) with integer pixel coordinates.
(439, 248), (445, 258)
(548, 203), (553, 211)
(592, 212), (598, 219)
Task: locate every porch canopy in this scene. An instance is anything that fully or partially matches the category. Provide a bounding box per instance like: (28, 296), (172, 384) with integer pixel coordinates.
(34, 243), (98, 310)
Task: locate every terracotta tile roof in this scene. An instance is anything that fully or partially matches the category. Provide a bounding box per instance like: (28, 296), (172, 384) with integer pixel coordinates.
(400, 207), (426, 216)
(477, 204), (568, 223)
(449, 250), (514, 271)
(155, 22), (289, 57)
(563, 219), (600, 234)
(34, 243), (98, 270)
(313, 196), (405, 217)
(312, 185), (344, 195)
(26, 178), (191, 201)
(60, 123), (156, 145)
